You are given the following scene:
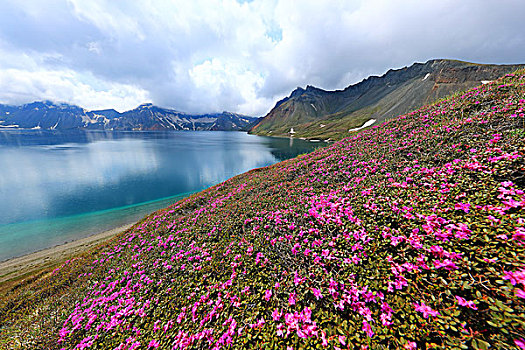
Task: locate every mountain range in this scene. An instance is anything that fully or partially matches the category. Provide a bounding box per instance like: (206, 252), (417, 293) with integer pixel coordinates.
(0, 102), (259, 131)
(249, 59), (525, 139)
(2, 59), (523, 138)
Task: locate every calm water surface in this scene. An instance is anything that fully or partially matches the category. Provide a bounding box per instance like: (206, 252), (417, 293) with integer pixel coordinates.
(0, 130), (323, 261)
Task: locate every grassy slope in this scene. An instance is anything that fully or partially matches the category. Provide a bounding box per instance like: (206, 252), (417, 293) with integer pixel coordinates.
(251, 62), (525, 140)
(1, 71), (525, 349)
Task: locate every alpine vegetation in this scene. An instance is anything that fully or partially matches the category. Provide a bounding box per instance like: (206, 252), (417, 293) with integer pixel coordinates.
(1, 70), (525, 349)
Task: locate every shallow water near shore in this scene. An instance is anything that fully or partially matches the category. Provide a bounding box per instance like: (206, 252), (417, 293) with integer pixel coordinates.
(0, 130), (321, 261)
(0, 192), (192, 261)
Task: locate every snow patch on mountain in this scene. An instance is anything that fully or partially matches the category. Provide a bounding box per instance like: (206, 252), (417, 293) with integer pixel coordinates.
(349, 119), (376, 132)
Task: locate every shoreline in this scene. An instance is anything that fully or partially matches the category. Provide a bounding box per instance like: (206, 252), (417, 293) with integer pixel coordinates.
(0, 190), (196, 285)
(0, 222), (133, 285)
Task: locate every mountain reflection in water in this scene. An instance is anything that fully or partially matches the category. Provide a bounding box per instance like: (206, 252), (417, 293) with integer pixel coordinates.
(0, 130), (322, 260)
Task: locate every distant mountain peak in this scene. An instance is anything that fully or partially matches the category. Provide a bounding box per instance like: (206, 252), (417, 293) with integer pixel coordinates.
(290, 87), (306, 97)
(0, 101), (257, 132)
(305, 85), (323, 92)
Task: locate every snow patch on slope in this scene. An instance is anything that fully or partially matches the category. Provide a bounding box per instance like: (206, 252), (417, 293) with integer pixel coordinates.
(349, 119), (376, 132)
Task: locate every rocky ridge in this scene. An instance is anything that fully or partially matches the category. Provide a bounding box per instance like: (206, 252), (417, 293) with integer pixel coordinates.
(250, 59), (525, 139)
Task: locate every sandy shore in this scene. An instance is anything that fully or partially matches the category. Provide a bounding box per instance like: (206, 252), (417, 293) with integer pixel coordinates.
(0, 223), (134, 284)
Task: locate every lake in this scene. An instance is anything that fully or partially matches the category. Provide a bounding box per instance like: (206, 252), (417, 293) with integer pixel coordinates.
(0, 130), (323, 261)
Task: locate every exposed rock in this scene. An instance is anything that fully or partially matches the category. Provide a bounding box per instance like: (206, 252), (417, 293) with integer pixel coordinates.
(249, 59), (525, 139)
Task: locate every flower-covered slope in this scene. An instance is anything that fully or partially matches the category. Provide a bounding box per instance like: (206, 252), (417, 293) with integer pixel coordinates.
(21, 71), (525, 348)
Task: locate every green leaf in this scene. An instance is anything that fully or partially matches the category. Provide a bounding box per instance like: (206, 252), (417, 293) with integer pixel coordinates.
(477, 339), (490, 350)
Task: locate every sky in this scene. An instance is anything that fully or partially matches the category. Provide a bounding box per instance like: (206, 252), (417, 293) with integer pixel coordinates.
(0, 0), (524, 116)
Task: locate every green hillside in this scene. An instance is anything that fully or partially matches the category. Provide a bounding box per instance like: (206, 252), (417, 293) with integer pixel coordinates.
(1, 70), (525, 349)
(250, 59), (525, 140)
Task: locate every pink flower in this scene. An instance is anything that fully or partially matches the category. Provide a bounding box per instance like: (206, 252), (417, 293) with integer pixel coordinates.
(176, 308), (186, 323)
(455, 296), (477, 310)
(250, 317), (265, 329)
(434, 259), (458, 271)
(454, 202), (470, 213)
(148, 340), (160, 348)
(362, 320), (374, 338)
(255, 252), (264, 263)
(272, 308), (282, 321)
(264, 289), (272, 301)
(404, 341), (417, 349)
(294, 272), (304, 286)
(312, 288), (323, 300)
(321, 330), (328, 347)
(414, 301), (439, 318)
(503, 269), (525, 286)
(59, 327), (69, 339)
(513, 227), (525, 242)
(503, 198), (521, 209)
(380, 312), (392, 327)
(129, 341), (141, 350)
(515, 338), (525, 350)
(289, 292), (297, 305)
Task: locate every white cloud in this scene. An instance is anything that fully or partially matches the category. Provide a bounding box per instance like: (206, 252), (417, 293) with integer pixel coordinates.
(0, 0), (524, 116)
(0, 68), (151, 112)
(188, 58), (268, 115)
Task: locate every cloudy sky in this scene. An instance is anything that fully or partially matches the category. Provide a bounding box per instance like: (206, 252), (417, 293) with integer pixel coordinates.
(0, 0), (524, 116)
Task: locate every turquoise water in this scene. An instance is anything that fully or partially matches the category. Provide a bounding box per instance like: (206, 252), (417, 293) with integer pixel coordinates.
(0, 130), (322, 261)
(0, 192), (194, 260)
